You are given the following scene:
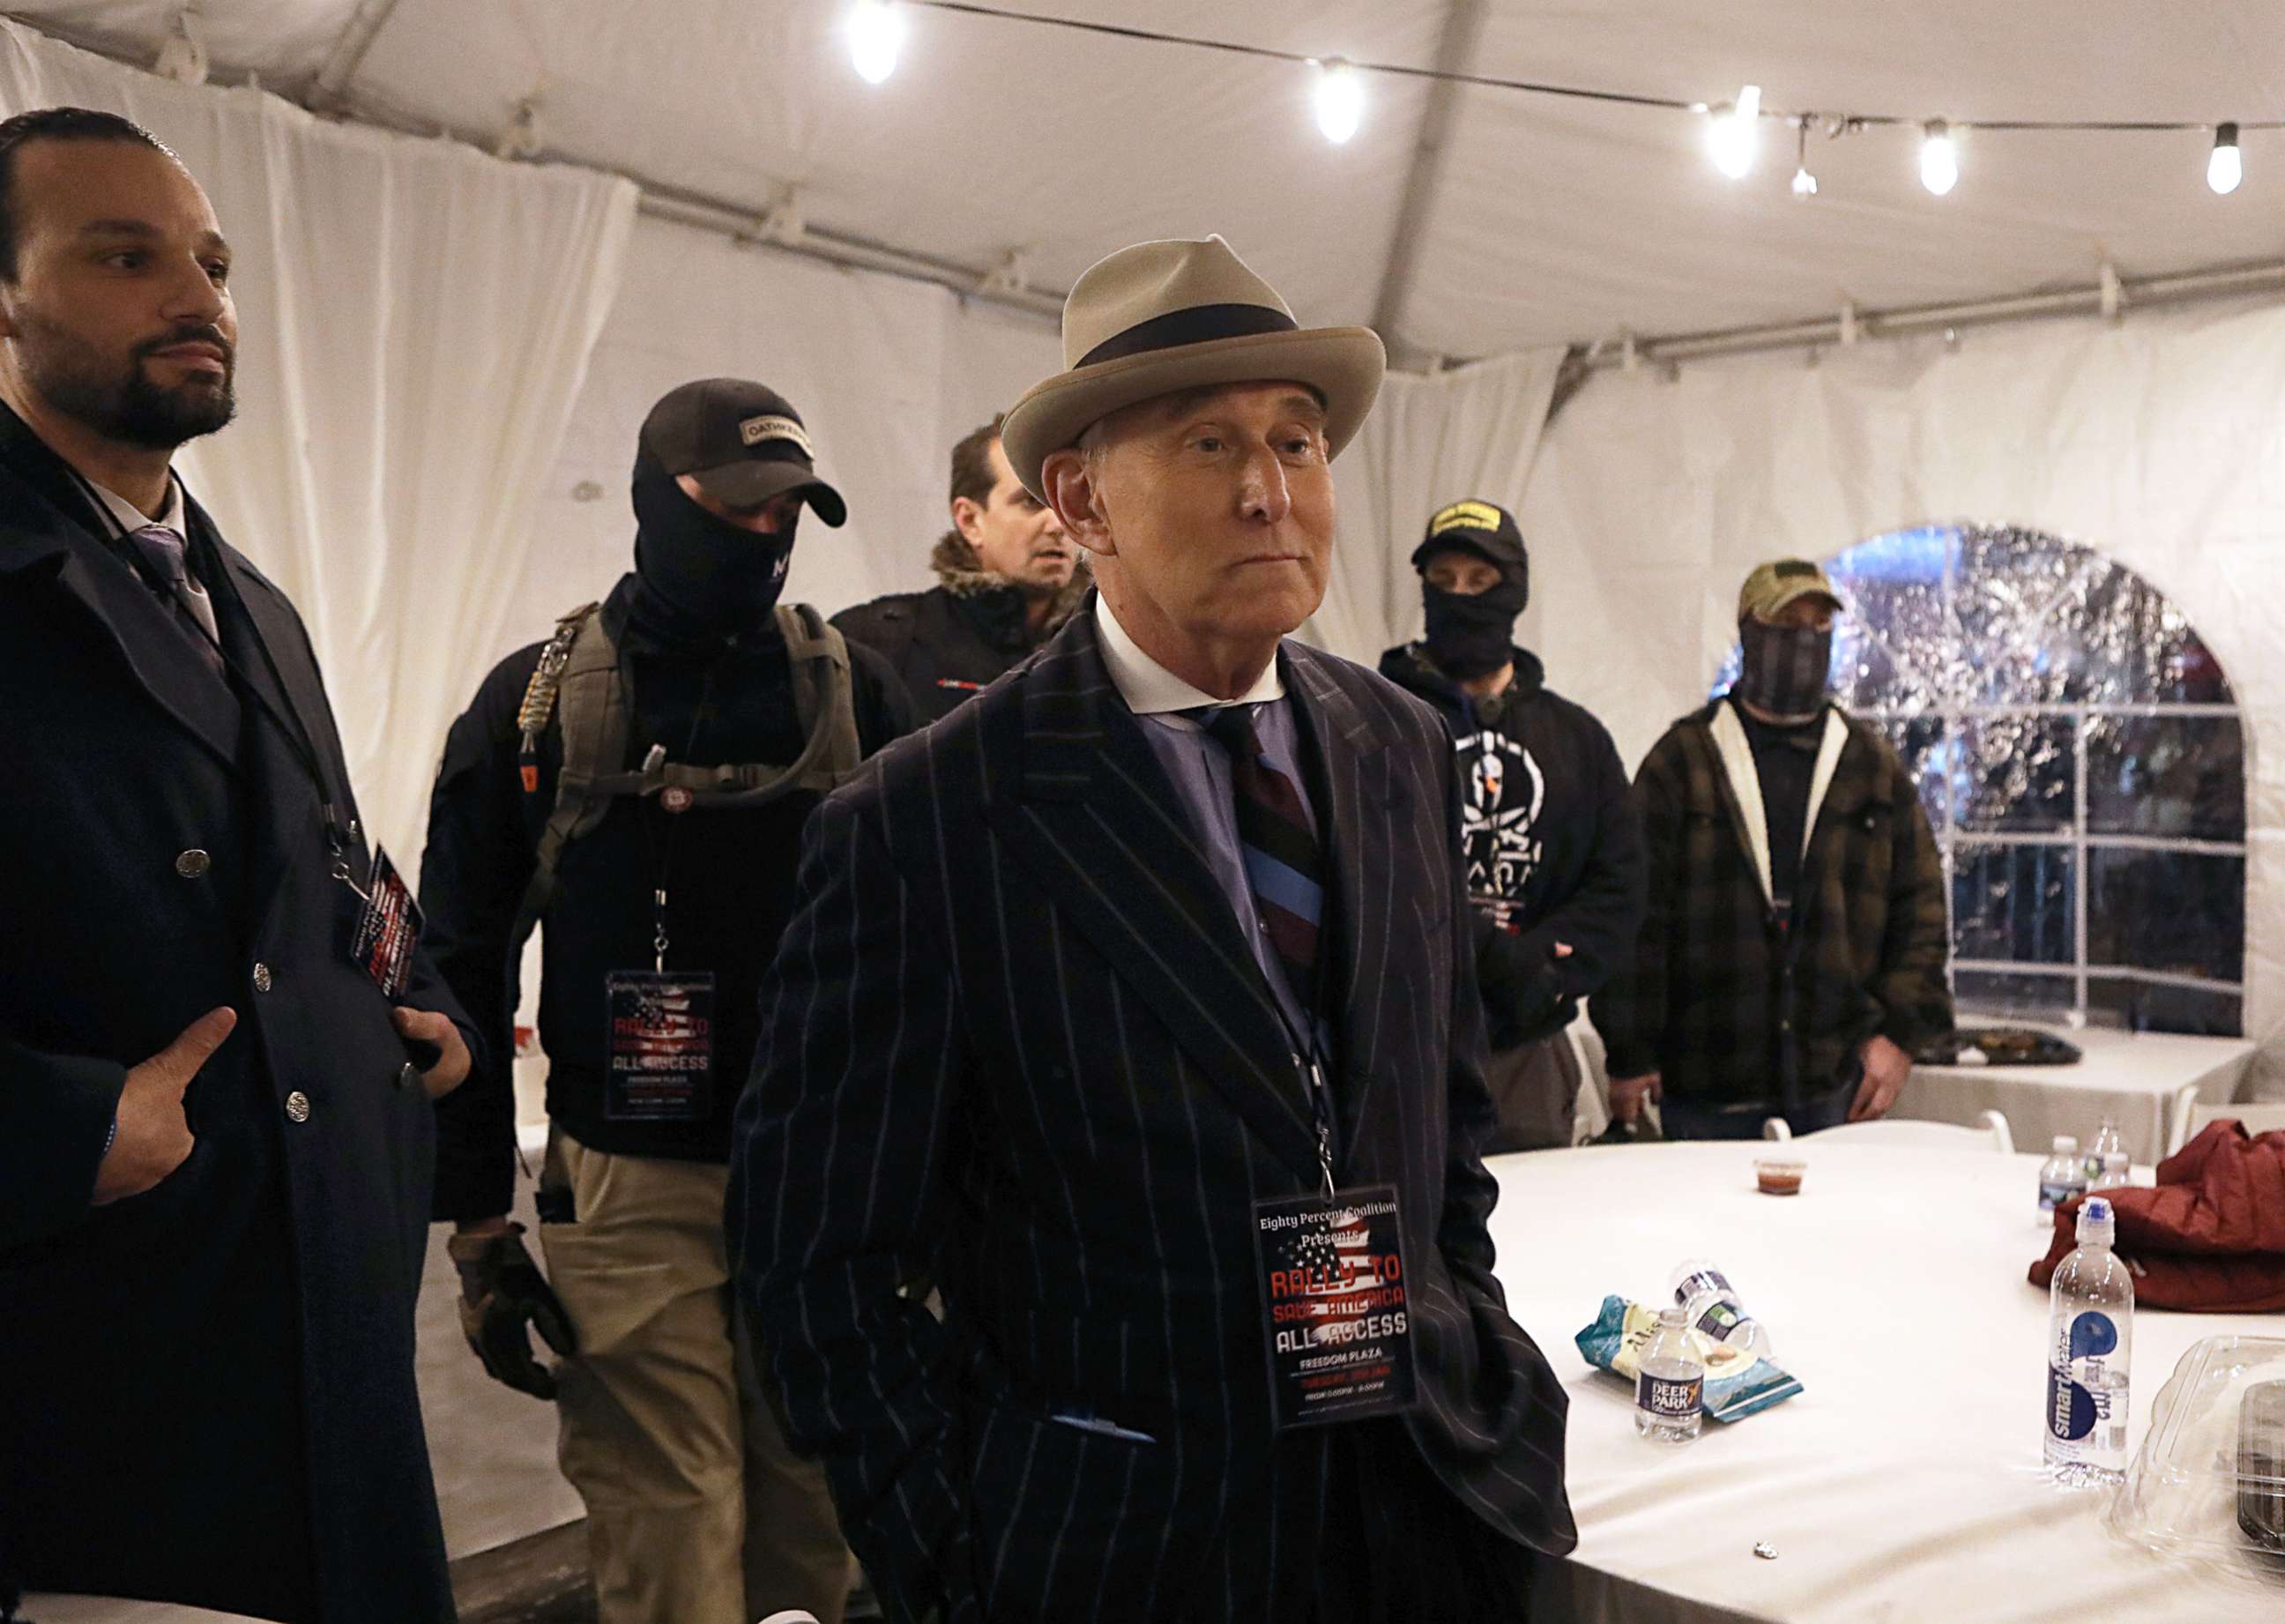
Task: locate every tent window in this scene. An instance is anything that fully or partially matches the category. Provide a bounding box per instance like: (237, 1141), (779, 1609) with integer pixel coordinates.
(1715, 525), (2245, 1036)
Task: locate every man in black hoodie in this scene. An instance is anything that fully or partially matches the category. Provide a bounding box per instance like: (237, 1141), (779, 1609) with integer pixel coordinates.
(419, 379), (914, 1624)
(1379, 499), (1644, 1149)
(833, 414), (1089, 722)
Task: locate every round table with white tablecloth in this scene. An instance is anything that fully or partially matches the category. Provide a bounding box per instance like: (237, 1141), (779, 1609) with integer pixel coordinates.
(1893, 1026), (2256, 1163)
(1488, 1139), (2285, 1624)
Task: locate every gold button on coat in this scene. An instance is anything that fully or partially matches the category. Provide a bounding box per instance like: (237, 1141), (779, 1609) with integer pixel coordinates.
(175, 849), (211, 878)
(284, 1091), (311, 1123)
(252, 962), (272, 993)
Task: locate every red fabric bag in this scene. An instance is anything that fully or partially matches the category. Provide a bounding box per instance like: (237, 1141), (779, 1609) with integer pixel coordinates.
(2029, 1119), (2285, 1312)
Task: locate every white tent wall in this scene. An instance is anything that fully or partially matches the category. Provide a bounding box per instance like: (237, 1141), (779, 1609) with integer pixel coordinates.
(1312, 346), (1567, 662)
(1517, 298), (2285, 1097)
(0, 20), (638, 868)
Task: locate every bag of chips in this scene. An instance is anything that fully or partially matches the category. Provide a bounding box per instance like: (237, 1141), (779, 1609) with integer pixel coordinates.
(1574, 1293), (1804, 1422)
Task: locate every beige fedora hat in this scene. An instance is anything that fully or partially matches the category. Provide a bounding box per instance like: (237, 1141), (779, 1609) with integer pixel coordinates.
(1001, 235), (1386, 497)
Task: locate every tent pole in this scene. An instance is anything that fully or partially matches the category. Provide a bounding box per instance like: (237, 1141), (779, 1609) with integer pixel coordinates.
(1368, 0), (1493, 369)
(304, 0), (407, 114)
(1582, 261), (2285, 370)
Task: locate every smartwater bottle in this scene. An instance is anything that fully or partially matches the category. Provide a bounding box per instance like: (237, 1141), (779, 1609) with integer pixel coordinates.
(2043, 1196), (2133, 1486)
(2084, 1116), (2125, 1183)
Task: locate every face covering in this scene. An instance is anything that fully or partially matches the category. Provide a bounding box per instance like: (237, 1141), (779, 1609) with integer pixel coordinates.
(630, 466), (798, 639)
(1422, 575), (1529, 681)
(1734, 615), (1834, 723)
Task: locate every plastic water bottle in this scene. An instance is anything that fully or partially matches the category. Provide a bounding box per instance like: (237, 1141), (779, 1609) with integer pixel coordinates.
(2084, 1116), (2125, 1182)
(2037, 1135), (2088, 1222)
(2044, 1196), (2134, 1486)
(2091, 1150), (2132, 1195)
(1670, 1257), (1771, 1357)
(1635, 1306), (1704, 1443)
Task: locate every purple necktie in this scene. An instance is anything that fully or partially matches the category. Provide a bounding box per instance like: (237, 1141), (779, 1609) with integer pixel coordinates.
(130, 524), (224, 676)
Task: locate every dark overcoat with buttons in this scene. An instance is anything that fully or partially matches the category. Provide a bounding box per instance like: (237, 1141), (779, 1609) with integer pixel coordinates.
(0, 406), (469, 1624)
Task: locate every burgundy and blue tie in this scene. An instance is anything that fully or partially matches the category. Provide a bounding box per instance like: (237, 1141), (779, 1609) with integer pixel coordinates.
(1197, 704), (1324, 1012)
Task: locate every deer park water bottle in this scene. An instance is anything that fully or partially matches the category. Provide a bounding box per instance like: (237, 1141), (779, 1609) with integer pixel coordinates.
(1670, 1257), (1771, 1358)
(1635, 1306), (1704, 1444)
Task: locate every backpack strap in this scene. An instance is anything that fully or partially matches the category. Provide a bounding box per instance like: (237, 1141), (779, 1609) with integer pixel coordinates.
(775, 601), (863, 789)
(511, 605), (622, 950)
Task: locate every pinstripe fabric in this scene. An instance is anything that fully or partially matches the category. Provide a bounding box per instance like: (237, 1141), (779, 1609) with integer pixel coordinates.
(728, 608), (1574, 1624)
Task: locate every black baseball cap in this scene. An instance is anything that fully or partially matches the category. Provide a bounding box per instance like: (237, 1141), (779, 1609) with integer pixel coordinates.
(1410, 497), (1526, 577)
(636, 378), (847, 526)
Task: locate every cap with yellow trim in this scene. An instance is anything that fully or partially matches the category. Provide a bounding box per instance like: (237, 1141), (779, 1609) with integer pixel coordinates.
(1409, 496), (1526, 577)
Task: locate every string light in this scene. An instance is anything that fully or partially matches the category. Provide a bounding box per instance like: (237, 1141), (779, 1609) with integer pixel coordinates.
(2208, 123), (2243, 194)
(848, 1), (906, 86)
(1314, 59), (1364, 145)
(1919, 120), (1959, 196)
(1707, 85), (1761, 179)
(1790, 119), (1819, 199)
(888, 4), (2276, 202)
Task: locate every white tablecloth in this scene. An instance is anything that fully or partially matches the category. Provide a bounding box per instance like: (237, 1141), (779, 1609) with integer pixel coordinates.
(1895, 1027), (2255, 1163)
(1490, 1140), (2285, 1624)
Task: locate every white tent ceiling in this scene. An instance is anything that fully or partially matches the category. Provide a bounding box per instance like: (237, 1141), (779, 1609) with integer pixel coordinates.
(12, 2), (2284, 359)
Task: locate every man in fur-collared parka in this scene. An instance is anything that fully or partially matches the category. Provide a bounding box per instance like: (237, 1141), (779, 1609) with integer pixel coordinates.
(833, 413), (1090, 723)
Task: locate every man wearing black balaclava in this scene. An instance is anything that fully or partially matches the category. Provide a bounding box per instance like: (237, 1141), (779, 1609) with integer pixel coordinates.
(416, 379), (914, 1624)
(1380, 499), (1644, 1150)
(1593, 558), (1953, 1141)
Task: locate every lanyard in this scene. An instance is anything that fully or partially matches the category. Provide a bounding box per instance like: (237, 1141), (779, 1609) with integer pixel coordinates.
(1299, 1048), (1337, 1199)
(630, 653), (722, 972)
(68, 467), (354, 865)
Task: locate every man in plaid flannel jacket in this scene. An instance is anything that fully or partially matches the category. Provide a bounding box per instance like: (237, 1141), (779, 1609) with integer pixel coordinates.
(1592, 559), (1953, 1138)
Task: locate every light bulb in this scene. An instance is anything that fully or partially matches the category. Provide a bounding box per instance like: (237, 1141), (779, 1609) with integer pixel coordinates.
(848, 0), (904, 86)
(2209, 123), (2243, 195)
(1919, 120), (1958, 196)
(1314, 59), (1364, 145)
(1706, 84), (1761, 179)
(1790, 118), (1817, 199)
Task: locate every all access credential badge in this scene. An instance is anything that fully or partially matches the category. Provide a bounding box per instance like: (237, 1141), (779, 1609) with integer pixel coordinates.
(1252, 1184), (1418, 1429)
(603, 969), (715, 1121)
(346, 845), (425, 1000)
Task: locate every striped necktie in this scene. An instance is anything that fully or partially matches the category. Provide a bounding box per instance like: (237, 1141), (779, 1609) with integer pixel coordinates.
(1196, 704), (1324, 1014)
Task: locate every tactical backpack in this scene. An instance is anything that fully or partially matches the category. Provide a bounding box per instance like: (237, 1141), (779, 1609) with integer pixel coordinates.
(509, 600), (860, 947)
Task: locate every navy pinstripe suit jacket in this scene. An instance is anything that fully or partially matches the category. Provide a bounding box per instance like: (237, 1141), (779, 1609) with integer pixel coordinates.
(729, 607), (1574, 1622)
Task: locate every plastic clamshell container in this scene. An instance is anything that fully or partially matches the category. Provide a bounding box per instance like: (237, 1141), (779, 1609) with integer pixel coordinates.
(2107, 1335), (2285, 1585)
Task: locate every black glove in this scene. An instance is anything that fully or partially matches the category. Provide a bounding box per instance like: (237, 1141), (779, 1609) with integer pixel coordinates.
(446, 1222), (577, 1400)
(1470, 913), (1566, 1049)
